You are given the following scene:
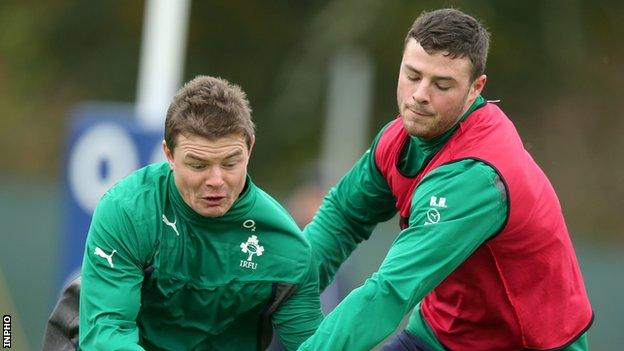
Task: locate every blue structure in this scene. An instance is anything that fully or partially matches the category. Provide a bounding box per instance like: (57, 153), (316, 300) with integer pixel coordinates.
(60, 103), (164, 288)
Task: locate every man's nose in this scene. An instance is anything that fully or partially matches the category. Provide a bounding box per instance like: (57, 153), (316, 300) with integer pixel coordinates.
(204, 167), (225, 188)
(411, 81), (430, 104)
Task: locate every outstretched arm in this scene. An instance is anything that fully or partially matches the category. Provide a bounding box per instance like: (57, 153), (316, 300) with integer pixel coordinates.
(304, 131), (397, 291)
(299, 160), (507, 350)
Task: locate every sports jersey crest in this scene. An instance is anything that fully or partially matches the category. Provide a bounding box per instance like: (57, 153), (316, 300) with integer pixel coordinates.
(240, 235), (264, 270)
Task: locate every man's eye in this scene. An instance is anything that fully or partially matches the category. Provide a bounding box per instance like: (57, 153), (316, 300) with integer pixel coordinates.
(223, 162), (237, 169)
(190, 164), (205, 170)
(436, 84), (451, 91)
(407, 75), (420, 81)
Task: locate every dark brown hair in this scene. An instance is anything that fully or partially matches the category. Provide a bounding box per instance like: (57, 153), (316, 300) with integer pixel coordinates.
(164, 75), (255, 151)
(405, 8), (490, 81)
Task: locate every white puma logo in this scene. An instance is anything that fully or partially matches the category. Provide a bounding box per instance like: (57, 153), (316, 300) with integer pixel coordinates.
(94, 247), (117, 267)
(162, 214), (180, 236)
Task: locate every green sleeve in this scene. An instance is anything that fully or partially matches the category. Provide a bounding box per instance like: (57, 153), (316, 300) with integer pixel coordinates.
(303, 129), (397, 291)
(298, 160), (507, 350)
(272, 253), (324, 351)
(79, 193), (150, 350)
(562, 332), (589, 351)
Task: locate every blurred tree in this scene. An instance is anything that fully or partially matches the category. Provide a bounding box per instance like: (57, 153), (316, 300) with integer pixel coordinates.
(0, 0), (621, 237)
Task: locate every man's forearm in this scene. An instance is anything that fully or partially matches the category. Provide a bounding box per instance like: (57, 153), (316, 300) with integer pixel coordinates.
(304, 187), (380, 291)
(304, 147), (396, 291)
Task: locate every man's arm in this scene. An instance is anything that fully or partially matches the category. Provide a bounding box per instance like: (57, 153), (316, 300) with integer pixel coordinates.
(304, 131), (397, 291)
(271, 253), (324, 351)
(79, 193), (148, 350)
(298, 160), (507, 350)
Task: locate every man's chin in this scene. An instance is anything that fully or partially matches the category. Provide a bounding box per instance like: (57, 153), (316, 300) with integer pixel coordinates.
(196, 205), (229, 218)
(402, 120), (427, 136)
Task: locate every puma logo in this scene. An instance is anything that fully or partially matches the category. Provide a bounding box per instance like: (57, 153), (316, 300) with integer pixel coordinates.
(94, 247), (117, 267)
(162, 214), (180, 236)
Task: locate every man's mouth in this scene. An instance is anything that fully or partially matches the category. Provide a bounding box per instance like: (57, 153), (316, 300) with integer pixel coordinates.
(202, 196), (226, 205)
(407, 105), (434, 117)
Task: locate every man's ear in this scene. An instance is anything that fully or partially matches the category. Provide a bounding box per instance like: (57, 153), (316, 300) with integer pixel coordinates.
(470, 74), (487, 100)
(162, 140), (174, 169)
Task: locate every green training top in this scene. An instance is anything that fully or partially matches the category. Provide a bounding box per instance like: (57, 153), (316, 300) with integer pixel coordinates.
(299, 97), (587, 351)
(79, 162), (323, 351)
